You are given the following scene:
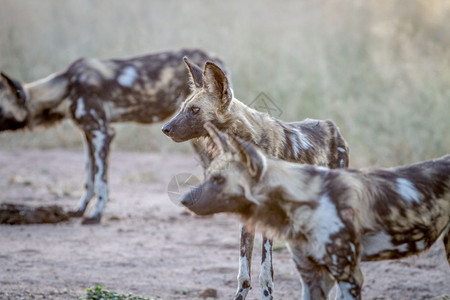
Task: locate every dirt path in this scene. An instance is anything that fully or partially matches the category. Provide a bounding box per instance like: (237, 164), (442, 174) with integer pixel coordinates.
(0, 149), (449, 299)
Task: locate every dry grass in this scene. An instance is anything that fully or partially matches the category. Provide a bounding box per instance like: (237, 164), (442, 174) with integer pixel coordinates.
(0, 0), (449, 167)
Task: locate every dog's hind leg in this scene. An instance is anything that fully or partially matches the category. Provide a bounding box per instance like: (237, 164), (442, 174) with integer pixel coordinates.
(81, 127), (115, 225)
(68, 132), (95, 217)
(235, 224), (255, 300)
(259, 237), (274, 300)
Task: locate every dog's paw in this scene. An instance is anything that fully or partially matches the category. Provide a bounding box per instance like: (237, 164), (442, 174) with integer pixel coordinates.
(67, 210), (84, 218)
(234, 280), (251, 300)
(81, 215), (101, 225)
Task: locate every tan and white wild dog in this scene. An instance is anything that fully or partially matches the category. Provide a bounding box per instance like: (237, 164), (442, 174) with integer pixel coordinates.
(162, 58), (349, 300)
(0, 49), (224, 224)
(181, 123), (450, 300)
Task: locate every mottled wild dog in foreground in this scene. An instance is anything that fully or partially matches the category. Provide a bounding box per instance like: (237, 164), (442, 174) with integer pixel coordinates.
(182, 123), (450, 300)
(162, 58), (349, 300)
(0, 49), (223, 224)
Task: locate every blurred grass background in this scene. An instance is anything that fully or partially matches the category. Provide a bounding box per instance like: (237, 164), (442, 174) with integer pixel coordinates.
(0, 0), (449, 167)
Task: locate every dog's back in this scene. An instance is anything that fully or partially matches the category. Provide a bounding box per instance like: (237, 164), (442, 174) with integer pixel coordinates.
(65, 49), (222, 124)
(285, 118), (349, 169)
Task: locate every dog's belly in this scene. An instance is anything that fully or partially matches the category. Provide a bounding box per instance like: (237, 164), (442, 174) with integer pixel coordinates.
(361, 230), (431, 261)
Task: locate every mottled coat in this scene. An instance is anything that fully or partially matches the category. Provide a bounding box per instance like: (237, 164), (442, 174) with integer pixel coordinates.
(0, 49), (223, 224)
(162, 59), (349, 300)
(182, 123), (450, 300)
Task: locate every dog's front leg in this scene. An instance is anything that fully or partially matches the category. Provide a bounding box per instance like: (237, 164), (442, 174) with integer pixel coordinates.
(81, 127), (115, 225)
(326, 242), (363, 300)
(259, 237), (274, 300)
(334, 266), (363, 300)
(287, 243), (335, 300)
(69, 132), (95, 217)
(235, 224), (255, 300)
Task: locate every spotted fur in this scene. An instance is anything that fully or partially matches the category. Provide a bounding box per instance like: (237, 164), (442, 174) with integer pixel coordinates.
(0, 49), (224, 224)
(162, 59), (349, 300)
(182, 123), (450, 300)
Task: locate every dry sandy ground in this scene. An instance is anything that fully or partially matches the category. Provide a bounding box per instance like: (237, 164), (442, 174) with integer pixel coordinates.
(0, 149), (449, 300)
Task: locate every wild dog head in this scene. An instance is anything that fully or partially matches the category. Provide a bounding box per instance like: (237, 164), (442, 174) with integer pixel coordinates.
(0, 72), (29, 131)
(181, 122), (267, 215)
(161, 57), (232, 142)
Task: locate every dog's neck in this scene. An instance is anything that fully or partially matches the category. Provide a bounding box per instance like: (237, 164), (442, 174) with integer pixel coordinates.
(223, 97), (280, 145)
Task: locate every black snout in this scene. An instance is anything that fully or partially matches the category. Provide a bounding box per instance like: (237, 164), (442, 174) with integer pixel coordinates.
(161, 123), (172, 136)
(180, 193), (193, 207)
(180, 185), (202, 208)
(0, 106), (3, 117)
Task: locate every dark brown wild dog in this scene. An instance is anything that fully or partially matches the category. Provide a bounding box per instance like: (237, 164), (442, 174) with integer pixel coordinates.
(162, 58), (349, 300)
(182, 122), (450, 300)
(0, 49), (224, 224)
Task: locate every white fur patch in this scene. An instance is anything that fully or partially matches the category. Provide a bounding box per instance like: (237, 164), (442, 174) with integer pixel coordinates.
(237, 255), (250, 285)
(118, 66), (138, 87)
(337, 147), (346, 153)
(300, 277), (311, 299)
(314, 166), (329, 172)
(362, 231), (408, 256)
(92, 130), (105, 185)
(92, 130), (108, 216)
(75, 97), (86, 119)
(415, 239), (427, 251)
(396, 178), (420, 204)
(310, 194), (344, 258)
(259, 240), (274, 298)
(332, 254), (338, 265)
(337, 282), (355, 300)
(298, 133), (312, 150)
(79, 73), (88, 83)
(294, 128), (312, 150)
(289, 128), (312, 158)
(290, 135), (300, 159)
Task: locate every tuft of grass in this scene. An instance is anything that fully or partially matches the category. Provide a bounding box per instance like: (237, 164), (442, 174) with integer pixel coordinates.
(81, 284), (159, 300)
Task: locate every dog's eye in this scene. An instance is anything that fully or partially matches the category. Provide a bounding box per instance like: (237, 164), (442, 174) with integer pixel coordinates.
(15, 90), (24, 103)
(190, 106), (200, 115)
(212, 175), (226, 185)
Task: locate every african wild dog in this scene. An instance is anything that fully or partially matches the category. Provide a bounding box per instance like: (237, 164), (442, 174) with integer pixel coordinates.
(182, 123), (450, 300)
(0, 49), (224, 224)
(162, 58), (349, 300)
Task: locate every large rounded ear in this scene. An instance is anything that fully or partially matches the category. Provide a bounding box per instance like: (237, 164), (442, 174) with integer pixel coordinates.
(183, 57), (203, 89)
(203, 61), (232, 110)
(0, 72), (26, 105)
(227, 135), (267, 180)
(204, 122), (230, 154)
